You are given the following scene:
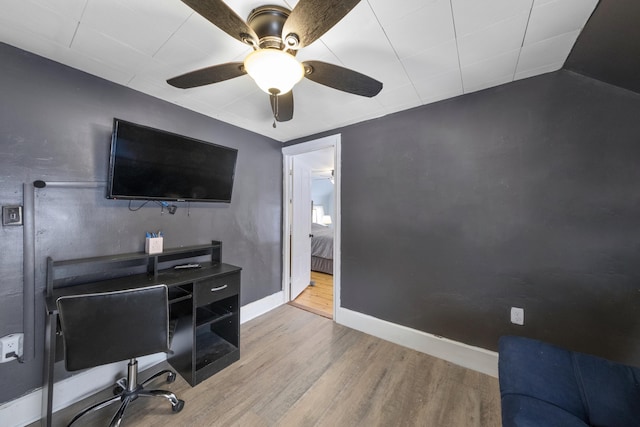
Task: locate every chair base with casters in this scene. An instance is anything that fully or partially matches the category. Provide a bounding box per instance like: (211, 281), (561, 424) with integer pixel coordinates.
(67, 358), (185, 427)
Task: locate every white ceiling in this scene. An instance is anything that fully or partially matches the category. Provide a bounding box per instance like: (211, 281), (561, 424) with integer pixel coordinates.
(0, 0), (599, 142)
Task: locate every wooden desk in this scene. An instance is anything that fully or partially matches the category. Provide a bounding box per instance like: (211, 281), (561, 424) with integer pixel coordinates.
(42, 243), (241, 426)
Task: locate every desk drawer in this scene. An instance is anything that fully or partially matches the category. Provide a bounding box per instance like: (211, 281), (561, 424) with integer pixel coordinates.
(196, 273), (239, 306)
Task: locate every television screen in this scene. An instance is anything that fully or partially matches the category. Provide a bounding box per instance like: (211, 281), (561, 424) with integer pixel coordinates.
(107, 119), (238, 203)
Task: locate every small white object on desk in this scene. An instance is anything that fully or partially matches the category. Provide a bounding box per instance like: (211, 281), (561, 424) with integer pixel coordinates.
(145, 237), (163, 254)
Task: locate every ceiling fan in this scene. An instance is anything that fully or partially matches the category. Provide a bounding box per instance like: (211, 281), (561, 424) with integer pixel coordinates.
(167, 0), (383, 125)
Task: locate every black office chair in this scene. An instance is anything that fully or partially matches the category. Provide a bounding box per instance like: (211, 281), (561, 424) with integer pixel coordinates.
(56, 284), (185, 427)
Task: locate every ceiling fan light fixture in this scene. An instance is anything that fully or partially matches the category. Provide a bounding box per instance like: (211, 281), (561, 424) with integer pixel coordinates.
(244, 49), (304, 95)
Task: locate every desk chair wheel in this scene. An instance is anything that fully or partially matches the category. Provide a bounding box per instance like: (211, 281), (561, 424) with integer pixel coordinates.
(173, 399), (185, 413)
(113, 377), (126, 395)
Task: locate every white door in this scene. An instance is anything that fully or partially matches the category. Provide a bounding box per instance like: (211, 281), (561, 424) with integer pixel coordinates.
(290, 158), (312, 300)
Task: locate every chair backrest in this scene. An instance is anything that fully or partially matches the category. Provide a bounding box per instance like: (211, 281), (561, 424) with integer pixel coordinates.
(57, 284), (170, 371)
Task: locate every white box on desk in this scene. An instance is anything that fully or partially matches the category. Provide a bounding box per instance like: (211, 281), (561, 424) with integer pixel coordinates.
(145, 237), (163, 254)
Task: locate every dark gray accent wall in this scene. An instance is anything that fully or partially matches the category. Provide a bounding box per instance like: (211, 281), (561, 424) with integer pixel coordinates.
(288, 70), (640, 366)
(0, 43), (282, 403)
(565, 0), (640, 94)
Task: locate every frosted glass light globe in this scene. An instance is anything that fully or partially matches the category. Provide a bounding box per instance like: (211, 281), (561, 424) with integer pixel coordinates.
(244, 49), (304, 95)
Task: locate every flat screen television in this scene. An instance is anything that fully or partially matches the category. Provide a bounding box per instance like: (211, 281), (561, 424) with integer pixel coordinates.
(107, 119), (238, 203)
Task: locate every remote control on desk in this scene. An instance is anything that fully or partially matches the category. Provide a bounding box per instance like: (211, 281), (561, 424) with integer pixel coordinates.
(174, 263), (201, 270)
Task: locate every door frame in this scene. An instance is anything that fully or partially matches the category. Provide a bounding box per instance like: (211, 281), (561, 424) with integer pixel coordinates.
(282, 134), (341, 320)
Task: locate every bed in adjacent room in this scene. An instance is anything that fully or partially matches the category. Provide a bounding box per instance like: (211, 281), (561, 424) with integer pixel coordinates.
(311, 223), (333, 275)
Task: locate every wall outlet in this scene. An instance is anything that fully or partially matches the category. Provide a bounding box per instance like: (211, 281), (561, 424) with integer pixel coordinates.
(0, 333), (24, 363)
(510, 307), (525, 326)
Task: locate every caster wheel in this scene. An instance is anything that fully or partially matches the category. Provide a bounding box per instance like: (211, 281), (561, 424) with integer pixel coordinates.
(113, 385), (124, 395)
(172, 399), (185, 413)
(167, 372), (176, 383)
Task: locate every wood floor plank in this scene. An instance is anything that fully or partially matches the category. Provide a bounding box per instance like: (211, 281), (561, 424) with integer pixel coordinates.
(276, 333), (379, 426)
(42, 305), (500, 427)
(291, 271), (333, 318)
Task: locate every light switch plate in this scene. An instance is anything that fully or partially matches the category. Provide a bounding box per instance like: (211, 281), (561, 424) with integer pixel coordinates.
(2, 205), (23, 226)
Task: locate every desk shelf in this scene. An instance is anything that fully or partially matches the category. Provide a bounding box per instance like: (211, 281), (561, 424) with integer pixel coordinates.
(196, 304), (234, 327)
(195, 329), (238, 371)
(46, 241), (222, 292)
(168, 286), (192, 305)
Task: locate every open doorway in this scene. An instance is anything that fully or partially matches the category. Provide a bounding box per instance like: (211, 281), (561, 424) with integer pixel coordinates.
(291, 156), (335, 318)
(282, 135), (341, 320)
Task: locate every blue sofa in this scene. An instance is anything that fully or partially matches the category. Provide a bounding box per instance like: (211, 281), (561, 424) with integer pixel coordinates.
(498, 336), (640, 426)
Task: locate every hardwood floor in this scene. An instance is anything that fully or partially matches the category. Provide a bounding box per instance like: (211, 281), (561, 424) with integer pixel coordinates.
(43, 305), (501, 427)
(290, 271), (333, 318)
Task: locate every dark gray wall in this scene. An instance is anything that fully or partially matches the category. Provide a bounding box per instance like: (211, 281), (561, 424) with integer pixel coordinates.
(288, 70), (640, 366)
(565, 0), (640, 94)
(0, 43), (282, 403)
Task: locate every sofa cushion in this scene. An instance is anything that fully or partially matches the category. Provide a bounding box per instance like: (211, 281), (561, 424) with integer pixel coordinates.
(499, 336), (588, 422)
(498, 336), (640, 427)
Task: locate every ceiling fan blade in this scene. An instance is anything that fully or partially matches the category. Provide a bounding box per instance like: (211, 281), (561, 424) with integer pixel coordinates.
(303, 61), (382, 97)
(181, 0), (259, 46)
(167, 62), (246, 89)
(282, 0), (361, 49)
(270, 91), (294, 122)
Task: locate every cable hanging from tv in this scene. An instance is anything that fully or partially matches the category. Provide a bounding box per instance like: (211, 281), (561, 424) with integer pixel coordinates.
(127, 200), (178, 215)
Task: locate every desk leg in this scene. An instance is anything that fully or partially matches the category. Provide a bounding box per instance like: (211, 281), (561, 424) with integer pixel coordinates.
(41, 312), (56, 427)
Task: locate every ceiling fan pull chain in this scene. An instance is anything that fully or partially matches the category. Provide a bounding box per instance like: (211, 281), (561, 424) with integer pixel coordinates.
(272, 94), (279, 128)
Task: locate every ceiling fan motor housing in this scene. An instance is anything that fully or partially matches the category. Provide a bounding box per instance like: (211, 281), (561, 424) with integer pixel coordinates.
(247, 5), (293, 50)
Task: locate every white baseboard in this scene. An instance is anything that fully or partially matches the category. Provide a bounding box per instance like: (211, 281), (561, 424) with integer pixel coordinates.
(0, 291), (285, 427)
(240, 291), (284, 324)
(336, 307), (499, 378)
